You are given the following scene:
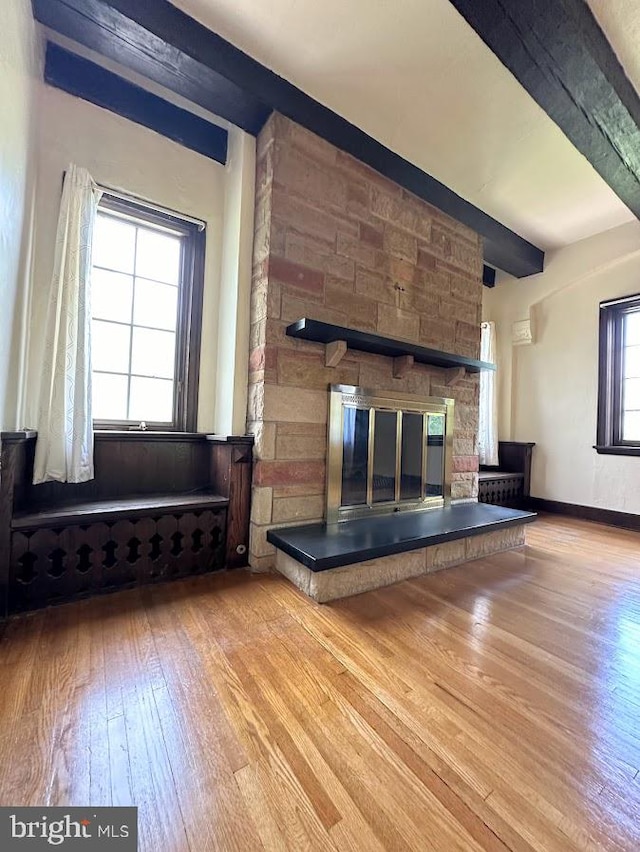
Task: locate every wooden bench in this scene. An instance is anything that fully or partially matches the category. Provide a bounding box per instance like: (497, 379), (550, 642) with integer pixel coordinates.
(0, 431), (252, 615)
(478, 441), (535, 508)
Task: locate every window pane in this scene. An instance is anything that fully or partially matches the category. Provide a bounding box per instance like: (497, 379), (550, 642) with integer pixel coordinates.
(92, 268), (133, 323)
(131, 327), (175, 378)
(93, 373), (128, 420)
(625, 311), (640, 345)
(623, 378), (640, 412)
(92, 320), (131, 374)
(623, 411), (640, 442)
(624, 346), (640, 379)
(92, 214), (136, 273)
(129, 377), (174, 423)
(135, 228), (181, 285)
(133, 279), (178, 331)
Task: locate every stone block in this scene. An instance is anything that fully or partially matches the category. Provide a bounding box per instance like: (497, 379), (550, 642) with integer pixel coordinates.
(246, 383), (265, 422)
(263, 385), (328, 424)
(420, 317), (456, 350)
(417, 247), (437, 270)
(456, 321), (481, 344)
(355, 267), (397, 306)
(336, 232), (380, 269)
(346, 181), (370, 220)
(248, 553), (275, 574)
(254, 459), (326, 488)
(384, 225), (417, 263)
(276, 147), (347, 211)
(276, 433), (327, 460)
(272, 495), (325, 523)
(465, 526), (526, 560)
(251, 486), (273, 526)
(249, 523), (276, 559)
(281, 294), (348, 326)
(289, 122), (337, 166)
(324, 254), (356, 281)
(272, 191), (339, 243)
(426, 539), (467, 572)
(452, 455), (479, 474)
(360, 222), (384, 248)
(450, 273), (482, 303)
(247, 420), (276, 461)
(275, 550), (427, 603)
(439, 297), (477, 326)
(269, 255), (325, 296)
(324, 282), (377, 332)
(377, 305), (420, 342)
(272, 482), (325, 498)
(276, 349), (359, 390)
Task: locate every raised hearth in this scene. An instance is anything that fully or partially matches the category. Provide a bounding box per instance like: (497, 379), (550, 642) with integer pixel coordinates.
(269, 503), (535, 602)
(267, 503), (535, 571)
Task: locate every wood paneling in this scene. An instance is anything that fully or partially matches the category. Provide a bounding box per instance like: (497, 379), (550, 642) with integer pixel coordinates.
(1, 515), (639, 849)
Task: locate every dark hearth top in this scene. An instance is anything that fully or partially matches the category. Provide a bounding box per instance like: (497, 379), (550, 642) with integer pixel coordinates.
(267, 503), (536, 571)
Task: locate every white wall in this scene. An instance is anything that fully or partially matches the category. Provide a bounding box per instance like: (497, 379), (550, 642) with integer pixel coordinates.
(484, 221), (640, 513)
(0, 0), (40, 430)
(25, 82), (255, 434)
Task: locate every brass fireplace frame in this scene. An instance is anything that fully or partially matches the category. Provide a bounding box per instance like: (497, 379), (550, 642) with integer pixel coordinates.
(326, 384), (454, 524)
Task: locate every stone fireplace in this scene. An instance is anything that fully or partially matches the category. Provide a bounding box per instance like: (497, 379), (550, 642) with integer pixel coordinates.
(247, 113), (534, 596)
(247, 113), (485, 572)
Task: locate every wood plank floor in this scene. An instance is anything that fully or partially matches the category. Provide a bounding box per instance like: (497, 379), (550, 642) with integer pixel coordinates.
(1, 514), (640, 850)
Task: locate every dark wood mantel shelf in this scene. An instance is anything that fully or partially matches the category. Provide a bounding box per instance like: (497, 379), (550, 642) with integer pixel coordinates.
(286, 318), (496, 374)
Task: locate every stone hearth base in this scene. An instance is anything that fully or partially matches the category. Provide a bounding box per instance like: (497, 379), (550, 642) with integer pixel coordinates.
(275, 524), (527, 602)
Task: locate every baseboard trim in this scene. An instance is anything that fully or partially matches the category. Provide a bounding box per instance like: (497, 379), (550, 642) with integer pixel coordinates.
(526, 497), (640, 532)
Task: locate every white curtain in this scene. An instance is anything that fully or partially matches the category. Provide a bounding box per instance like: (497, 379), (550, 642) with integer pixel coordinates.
(478, 321), (499, 466)
(33, 165), (103, 484)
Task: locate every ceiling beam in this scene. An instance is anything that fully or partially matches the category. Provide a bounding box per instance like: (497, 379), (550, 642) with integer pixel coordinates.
(45, 42), (229, 164)
(32, 0), (545, 278)
(448, 0), (640, 221)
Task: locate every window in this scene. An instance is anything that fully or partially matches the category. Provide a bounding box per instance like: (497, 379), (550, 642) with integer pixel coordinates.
(90, 194), (205, 430)
(596, 294), (640, 455)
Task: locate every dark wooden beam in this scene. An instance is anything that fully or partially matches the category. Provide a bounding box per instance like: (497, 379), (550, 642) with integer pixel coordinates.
(482, 265), (496, 288)
(33, 0), (271, 134)
(33, 0), (545, 278)
(448, 0), (640, 221)
(44, 41), (228, 164)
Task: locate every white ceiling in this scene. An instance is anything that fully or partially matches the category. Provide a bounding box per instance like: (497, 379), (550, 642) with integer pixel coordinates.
(169, 0), (637, 253)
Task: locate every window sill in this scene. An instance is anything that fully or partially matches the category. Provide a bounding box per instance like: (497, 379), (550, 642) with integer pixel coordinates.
(593, 445), (640, 456)
(94, 430), (212, 442)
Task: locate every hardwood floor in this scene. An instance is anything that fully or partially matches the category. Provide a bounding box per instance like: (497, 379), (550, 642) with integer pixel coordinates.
(1, 514), (640, 850)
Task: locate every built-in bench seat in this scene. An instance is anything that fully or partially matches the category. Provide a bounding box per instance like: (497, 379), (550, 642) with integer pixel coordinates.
(0, 431), (252, 615)
(12, 491), (229, 531)
(268, 503), (536, 602)
(478, 441), (535, 508)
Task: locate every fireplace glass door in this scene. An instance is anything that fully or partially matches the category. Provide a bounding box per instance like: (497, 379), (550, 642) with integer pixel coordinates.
(327, 385), (454, 523)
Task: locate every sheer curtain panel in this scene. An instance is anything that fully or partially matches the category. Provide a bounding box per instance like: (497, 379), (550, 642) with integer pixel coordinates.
(478, 321), (499, 466)
(33, 165), (103, 484)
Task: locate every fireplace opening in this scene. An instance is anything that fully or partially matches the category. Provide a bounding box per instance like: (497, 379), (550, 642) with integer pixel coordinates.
(327, 385), (454, 523)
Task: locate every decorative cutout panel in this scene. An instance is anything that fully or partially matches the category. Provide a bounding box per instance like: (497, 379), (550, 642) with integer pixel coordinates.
(9, 509), (227, 612)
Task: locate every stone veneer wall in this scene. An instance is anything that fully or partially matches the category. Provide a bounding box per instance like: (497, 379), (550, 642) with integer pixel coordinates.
(247, 114), (483, 571)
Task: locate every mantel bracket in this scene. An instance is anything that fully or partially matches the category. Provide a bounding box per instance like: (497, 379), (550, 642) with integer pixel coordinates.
(325, 340), (347, 367)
